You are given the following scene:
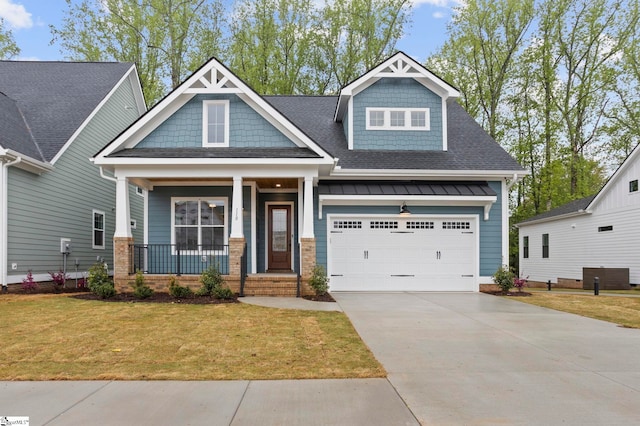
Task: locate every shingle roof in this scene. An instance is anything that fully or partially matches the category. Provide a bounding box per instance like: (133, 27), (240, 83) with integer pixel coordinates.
(318, 180), (496, 197)
(111, 147), (320, 159)
(517, 195), (596, 225)
(0, 92), (41, 160)
(0, 61), (133, 162)
(264, 95), (524, 172)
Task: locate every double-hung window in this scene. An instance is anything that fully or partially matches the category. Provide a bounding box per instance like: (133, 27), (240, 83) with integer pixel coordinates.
(172, 198), (227, 252)
(366, 108), (430, 131)
(93, 210), (105, 249)
(542, 233), (549, 258)
(202, 100), (229, 147)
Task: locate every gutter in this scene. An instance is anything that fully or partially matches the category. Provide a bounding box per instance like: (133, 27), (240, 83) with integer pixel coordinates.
(1, 155), (22, 290)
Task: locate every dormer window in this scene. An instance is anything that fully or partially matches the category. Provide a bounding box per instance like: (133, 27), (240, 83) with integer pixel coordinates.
(203, 100), (229, 147)
(366, 108), (430, 131)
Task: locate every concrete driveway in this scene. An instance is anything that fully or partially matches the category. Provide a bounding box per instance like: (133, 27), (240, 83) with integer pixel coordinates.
(333, 292), (640, 425)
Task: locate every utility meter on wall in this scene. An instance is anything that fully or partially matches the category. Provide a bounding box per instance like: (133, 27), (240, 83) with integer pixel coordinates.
(60, 238), (72, 254)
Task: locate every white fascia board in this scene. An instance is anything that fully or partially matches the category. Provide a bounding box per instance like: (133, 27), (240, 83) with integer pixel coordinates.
(334, 52), (460, 121)
(97, 58), (333, 162)
(319, 194), (496, 220)
(588, 142), (640, 210)
(1, 149), (53, 174)
(328, 168), (529, 180)
(95, 156), (334, 167)
(515, 210), (591, 228)
(319, 194), (496, 204)
(53, 64), (140, 165)
(112, 163), (321, 180)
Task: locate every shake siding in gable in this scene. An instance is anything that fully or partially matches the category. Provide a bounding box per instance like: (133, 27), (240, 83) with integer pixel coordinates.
(136, 94), (298, 149)
(352, 78), (443, 150)
(6, 77), (143, 280)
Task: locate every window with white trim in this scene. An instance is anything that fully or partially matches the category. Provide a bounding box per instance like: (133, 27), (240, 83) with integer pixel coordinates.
(202, 100), (229, 146)
(172, 198), (227, 252)
(92, 210), (105, 249)
(630, 179), (638, 193)
(366, 108), (430, 131)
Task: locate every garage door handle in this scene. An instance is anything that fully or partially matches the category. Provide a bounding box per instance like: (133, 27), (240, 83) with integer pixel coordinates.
(462, 275), (474, 277)
(331, 274), (343, 277)
(391, 275), (415, 277)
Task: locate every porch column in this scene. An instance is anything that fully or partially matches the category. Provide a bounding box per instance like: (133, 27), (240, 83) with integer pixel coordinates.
(231, 176), (244, 238)
(114, 176), (132, 238)
(301, 176), (314, 238)
(300, 176), (316, 290)
(113, 176), (132, 291)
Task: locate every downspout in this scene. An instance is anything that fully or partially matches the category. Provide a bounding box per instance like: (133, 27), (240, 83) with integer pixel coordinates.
(99, 166), (117, 183)
(1, 156), (22, 291)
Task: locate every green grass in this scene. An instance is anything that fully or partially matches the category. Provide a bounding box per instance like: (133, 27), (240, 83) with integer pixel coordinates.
(510, 292), (640, 328)
(0, 294), (385, 380)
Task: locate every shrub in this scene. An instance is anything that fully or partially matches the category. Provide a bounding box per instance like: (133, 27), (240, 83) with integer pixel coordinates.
(131, 270), (153, 299)
(21, 270), (38, 291)
(492, 265), (515, 293)
(198, 266), (224, 296)
(87, 261), (115, 299)
(168, 275), (193, 298)
(49, 270), (68, 291)
(308, 265), (329, 296)
(514, 274), (528, 292)
(213, 285), (234, 300)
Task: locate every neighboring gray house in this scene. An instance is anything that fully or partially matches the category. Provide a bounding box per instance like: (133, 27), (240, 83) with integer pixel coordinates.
(517, 142), (640, 286)
(0, 61), (146, 288)
(95, 52), (526, 295)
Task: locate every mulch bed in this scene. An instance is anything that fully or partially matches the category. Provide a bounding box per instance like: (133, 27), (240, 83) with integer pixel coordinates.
(72, 292), (238, 304)
(481, 290), (532, 297)
(302, 293), (336, 302)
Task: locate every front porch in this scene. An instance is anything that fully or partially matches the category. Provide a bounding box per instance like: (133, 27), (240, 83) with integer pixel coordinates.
(111, 172), (320, 297)
(114, 238), (317, 296)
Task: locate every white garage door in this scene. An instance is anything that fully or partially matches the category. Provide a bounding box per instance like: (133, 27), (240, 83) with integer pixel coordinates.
(328, 216), (477, 291)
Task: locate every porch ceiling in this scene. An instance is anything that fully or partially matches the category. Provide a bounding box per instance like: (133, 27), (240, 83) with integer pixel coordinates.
(131, 177), (300, 190)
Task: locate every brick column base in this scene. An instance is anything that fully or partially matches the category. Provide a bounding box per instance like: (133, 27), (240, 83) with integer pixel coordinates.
(113, 237), (133, 292)
(300, 238), (317, 296)
(228, 237), (246, 278)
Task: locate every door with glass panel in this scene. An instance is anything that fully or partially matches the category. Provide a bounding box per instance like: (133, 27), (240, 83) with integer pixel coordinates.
(268, 205), (291, 271)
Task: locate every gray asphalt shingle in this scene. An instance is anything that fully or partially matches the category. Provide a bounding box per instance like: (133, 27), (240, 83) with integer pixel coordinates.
(0, 61), (133, 162)
(517, 195), (596, 224)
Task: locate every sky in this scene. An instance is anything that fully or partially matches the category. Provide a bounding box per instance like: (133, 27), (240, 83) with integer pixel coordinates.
(1, 0), (459, 63)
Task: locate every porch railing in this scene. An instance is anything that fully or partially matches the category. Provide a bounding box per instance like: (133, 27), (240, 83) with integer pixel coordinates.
(130, 244), (229, 276)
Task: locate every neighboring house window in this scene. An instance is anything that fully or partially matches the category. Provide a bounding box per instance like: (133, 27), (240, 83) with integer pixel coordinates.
(630, 179), (638, 193)
(202, 100), (229, 147)
(598, 225), (613, 232)
(130, 220), (137, 230)
(136, 186), (144, 196)
(542, 234), (549, 258)
(523, 236), (529, 258)
(366, 108), (430, 130)
(93, 210), (105, 249)
(172, 198), (227, 252)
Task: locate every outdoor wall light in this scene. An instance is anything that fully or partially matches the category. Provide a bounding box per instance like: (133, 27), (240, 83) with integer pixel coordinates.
(399, 202), (411, 216)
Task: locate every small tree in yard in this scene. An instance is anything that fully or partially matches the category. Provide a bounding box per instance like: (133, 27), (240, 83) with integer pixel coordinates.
(492, 265), (515, 294)
(87, 261), (115, 299)
(308, 265), (329, 296)
(131, 270), (153, 299)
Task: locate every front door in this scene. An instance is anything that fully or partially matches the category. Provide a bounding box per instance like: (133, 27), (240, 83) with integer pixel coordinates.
(268, 205), (292, 271)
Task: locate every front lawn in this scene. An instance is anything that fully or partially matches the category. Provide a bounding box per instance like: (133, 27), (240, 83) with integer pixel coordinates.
(510, 292), (640, 328)
(0, 294), (385, 380)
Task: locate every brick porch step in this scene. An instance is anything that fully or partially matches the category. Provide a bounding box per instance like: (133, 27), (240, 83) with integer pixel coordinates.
(242, 274), (299, 297)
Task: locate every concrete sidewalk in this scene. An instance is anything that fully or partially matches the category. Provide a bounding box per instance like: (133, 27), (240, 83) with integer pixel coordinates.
(0, 379), (418, 425)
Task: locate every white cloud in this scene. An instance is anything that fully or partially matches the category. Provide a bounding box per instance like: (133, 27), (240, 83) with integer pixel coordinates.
(432, 11), (445, 18)
(411, 0), (449, 6)
(0, 0), (33, 29)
